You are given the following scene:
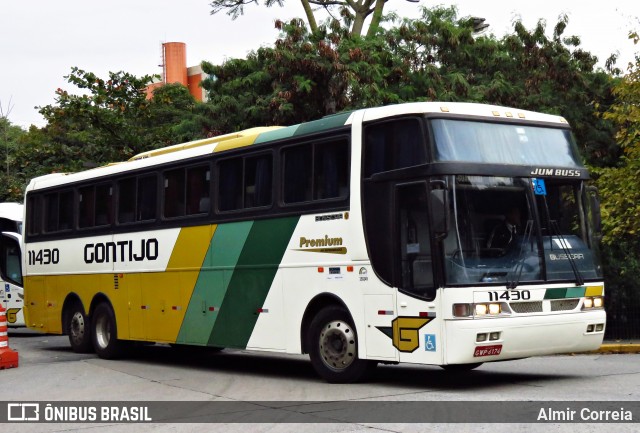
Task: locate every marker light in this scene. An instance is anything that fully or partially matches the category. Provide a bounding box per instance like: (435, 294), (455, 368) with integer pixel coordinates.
(453, 304), (472, 317)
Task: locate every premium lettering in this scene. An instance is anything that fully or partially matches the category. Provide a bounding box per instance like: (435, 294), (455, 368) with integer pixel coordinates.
(84, 239), (159, 263)
(299, 235), (343, 248)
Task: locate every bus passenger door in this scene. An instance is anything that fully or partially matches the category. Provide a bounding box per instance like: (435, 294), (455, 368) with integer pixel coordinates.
(0, 233), (25, 327)
(394, 183), (442, 365)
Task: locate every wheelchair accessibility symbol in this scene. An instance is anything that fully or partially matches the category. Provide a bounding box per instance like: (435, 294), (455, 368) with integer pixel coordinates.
(425, 334), (436, 352)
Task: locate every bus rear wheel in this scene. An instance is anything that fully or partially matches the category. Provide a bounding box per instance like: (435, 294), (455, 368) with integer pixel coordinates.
(66, 305), (93, 353)
(307, 306), (375, 383)
(91, 303), (124, 359)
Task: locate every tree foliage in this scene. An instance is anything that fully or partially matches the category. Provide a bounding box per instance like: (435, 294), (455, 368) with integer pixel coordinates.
(595, 32), (640, 245)
(202, 6), (617, 165)
(0, 68), (211, 202)
(209, 0), (418, 37)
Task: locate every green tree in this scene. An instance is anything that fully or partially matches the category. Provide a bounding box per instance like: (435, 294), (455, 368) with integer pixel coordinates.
(209, 0), (421, 37)
(596, 32), (640, 245)
(37, 68), (211, 170)
(202, 5), (617, 166)
(0, 114), (29, 201)
(38, 67), (160, 166)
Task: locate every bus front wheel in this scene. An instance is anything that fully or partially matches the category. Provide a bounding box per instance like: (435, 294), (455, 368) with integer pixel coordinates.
(307, 306), (375, 383)
(66, 305), (93, 353)
(91, 303), (124, 359)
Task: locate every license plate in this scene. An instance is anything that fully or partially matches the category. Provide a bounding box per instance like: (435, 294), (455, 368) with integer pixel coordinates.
(474, 344), (502, 357)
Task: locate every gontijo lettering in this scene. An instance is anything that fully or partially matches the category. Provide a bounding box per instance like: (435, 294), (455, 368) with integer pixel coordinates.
(84, 239), (159, 263)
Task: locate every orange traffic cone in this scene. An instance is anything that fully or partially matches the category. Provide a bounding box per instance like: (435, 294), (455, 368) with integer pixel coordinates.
(0, 304), (19, 369)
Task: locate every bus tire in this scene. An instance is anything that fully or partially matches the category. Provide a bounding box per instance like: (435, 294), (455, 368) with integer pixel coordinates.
(440, 362), (483, 372)
(307, 306), (375, 383)
(91, 302), (124, 359)
(66, 305), (93, 353)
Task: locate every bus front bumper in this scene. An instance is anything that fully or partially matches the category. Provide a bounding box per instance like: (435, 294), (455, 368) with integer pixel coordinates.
(444, 310), (606, 365)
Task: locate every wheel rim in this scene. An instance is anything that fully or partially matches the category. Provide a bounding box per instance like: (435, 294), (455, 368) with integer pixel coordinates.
(95, 312), (111, 350)
(318, 320), (356, 371)
(70, 312), (86, 345)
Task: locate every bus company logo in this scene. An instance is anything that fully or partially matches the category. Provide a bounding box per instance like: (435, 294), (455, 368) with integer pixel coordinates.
(5, 308), (20, 324)
(530, 168), (581, 177)
(84, 239), (159, 264)
(8, 403), (40, 421)
(295, 235), (347, 255)
(376, 316), (435, 353)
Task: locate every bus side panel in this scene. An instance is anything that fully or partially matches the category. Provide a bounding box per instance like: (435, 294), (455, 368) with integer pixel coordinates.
(124, 225), (215, 343)
(206, 217), (298, 349)
(24, 276), (46, 330)
(176, 221), (251, 345)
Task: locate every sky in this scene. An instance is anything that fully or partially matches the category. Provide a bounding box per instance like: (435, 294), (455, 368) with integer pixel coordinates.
(1, 0), (638, 128)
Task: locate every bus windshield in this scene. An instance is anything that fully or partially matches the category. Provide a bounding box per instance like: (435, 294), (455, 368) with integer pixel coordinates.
(431, 119), (583, 167)
(442, 175), (602, 286)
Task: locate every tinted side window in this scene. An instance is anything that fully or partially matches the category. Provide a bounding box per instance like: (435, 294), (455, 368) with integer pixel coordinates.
(364, 118), (426, 177)
(117, 178), (136, 223)
(245, 154), (272, 208)
(218, 155), (272, 212)
(283, 138), (349, 204)
(283, 146), (312, 203)
(79, 186), (96, 228)
(78, 184), (111, 229)
(138, 175), (157, 221)
(44, 191), (74, 232)
(117, 175), (157, 224)
(26, 195), (41, 236)
(186, 166), (210, 215)
(218, 158), (243, 212)
(95, 184), (113, 226)
(315, 140), (349, 200)
(164, 168), (186, 218)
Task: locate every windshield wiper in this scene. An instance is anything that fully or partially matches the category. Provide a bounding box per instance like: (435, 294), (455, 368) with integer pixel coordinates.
(507, 219), (533, 290)
(550, 220), (584, 286)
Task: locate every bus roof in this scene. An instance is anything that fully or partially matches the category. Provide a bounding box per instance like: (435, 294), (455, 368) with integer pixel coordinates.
(25, 102), (569, 192)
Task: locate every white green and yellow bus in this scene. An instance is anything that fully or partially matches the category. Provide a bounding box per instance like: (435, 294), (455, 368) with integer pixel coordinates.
(0, 202), (24, 327)
(23, 102), (605, 382)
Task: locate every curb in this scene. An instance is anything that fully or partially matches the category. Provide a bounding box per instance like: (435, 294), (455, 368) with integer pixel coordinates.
(589, 344), (640, 354)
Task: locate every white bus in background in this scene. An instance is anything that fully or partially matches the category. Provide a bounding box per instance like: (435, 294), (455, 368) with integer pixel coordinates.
(0, 202), (24, 327)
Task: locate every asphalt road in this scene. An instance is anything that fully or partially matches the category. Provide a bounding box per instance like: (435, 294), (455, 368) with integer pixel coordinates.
(2, 327), (639, 432)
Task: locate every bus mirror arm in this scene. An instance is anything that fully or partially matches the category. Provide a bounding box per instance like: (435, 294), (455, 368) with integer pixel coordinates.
(586, 185), (603, 242)
(430, 181), (448, 237)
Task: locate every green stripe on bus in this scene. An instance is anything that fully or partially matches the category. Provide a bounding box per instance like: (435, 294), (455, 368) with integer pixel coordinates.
(176, 221), (253, 345)
(293, 112), (351, 136)
(253, 125), (299, 144)
(565, 286), (586, 298)
(544, 288), (567, 299)
(544, 287), (586, 299)
(208, 216), (299, 348)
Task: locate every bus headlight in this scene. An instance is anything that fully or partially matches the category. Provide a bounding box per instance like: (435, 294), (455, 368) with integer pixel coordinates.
(453, 303), (507, 317)
(582, 296), (604, 310)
